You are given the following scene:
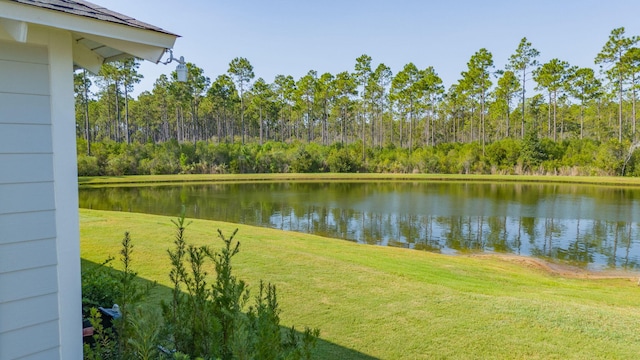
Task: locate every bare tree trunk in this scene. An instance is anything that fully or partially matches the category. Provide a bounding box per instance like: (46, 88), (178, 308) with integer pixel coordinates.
(553, 91), (557, 141)
(83, 69), (91, 155)
(619, 73), (624, 142)
(362, 111), (366, 161)
(259, 106), (263, 145)
(506, 96), (511, 138)
(521, 68), (526, 139)
(633, 74), (637, 141)
(124, 80), (130, 144)
(409, 100), (414, 152)
(547, 93), (552, 139)
(115, 80), (120, 142)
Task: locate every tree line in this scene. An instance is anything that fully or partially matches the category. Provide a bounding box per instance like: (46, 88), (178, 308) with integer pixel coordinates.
(75, 27), (640, 176)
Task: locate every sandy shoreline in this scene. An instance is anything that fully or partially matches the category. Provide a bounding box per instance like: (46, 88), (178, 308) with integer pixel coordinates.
(470, 253), (640, 281)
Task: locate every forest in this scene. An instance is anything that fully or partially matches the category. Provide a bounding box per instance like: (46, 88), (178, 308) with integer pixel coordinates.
(75, 27), (640, 177)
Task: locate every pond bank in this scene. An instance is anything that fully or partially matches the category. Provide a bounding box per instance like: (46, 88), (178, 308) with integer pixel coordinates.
(469, 253), (639, 279)
(79, 173), (640, 187)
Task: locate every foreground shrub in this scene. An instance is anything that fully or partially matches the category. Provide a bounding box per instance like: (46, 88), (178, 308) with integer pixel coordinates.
(161, 215), (319, 359)
(83, 232), (156, 360)
(81, 257), (119, 311)
(82, 215), (319, 360)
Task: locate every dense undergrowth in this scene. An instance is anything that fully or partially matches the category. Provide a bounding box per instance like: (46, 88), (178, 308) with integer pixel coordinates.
(77, 137), (640, 178)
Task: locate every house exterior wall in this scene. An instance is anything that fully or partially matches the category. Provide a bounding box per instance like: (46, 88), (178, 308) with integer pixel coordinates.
(0, 26), (81, 360)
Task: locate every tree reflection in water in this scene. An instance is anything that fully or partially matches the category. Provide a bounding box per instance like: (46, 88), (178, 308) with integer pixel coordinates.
(79, 182), (640, 271)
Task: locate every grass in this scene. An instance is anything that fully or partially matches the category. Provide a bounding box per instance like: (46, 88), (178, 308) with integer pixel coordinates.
(78, 173), (640, 188)
(80, 209), (640, 359)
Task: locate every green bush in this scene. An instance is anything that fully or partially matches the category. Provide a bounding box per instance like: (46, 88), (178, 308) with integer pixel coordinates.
(82, 215), (319, 360)
(105, 153), (137, 176)
(327, 147), (359, 173)
(139, 150), (180, 175)
(561, 139), (599, 167)
(255, 149), (288, 173)
(161, 216), (319, 359)
(485, 138), (521, 170)
(78, 136), (640, 176)
(594, 139), (625, 176)
(290, 145), (323, 173)
(455, 142), (482, 174)
(77, 154), (101, 176)
(82, 232), (156, 360)
(83, 308), (117, 360)
(519, 132), (547, 172)
(81, 257), (119, 311)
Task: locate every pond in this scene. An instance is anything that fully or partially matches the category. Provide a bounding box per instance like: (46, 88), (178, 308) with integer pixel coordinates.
(79, 181), (640, 271)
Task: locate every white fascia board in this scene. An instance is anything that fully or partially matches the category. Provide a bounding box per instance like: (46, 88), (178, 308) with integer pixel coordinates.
(0, 1), (178, 62)
(0, 18), (27, 42)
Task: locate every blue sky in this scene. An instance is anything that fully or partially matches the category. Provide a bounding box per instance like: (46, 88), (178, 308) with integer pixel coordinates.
(101, 0), (640, 96)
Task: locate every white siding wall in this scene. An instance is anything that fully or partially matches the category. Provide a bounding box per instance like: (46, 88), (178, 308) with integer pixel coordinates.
(0, 40), (61, 359)
(0, 6), (166, 356)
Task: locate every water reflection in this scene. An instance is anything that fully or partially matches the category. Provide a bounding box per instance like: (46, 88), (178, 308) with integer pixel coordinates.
(79, 182), (640, 271)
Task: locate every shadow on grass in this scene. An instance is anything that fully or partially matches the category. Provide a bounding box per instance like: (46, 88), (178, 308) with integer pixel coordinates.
(81, 259), (379, 360)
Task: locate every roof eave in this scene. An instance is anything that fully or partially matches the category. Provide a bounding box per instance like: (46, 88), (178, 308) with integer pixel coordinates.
(0, 0), (178, 64)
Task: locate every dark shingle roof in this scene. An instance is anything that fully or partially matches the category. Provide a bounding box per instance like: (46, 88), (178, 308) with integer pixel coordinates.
(10, 0), (178, 36)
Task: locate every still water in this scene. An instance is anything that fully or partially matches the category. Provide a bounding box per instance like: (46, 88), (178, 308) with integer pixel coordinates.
(79, 181), (640, 271)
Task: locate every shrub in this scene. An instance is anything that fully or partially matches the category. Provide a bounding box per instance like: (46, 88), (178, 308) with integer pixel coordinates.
(290, 145), (323, 173)
(255, 149), (288, 173)
(139, 150), (180, 174)
(594, 139), (625, 176)
(105, 153), (137, 176)
(485, 138), (521, 171)
(82, 233), (155, 360)
(77, 154), (101, 176)
(561, 138), (599, 167)
(161, 215), (320, 359)
(82, 215), (320, 360)
(520, 131), (547, 172)
(83, 308), (117, 360)
(81, 257), (119, 311)
(327, 147), (359, 173)
(456, 142), (482, 174)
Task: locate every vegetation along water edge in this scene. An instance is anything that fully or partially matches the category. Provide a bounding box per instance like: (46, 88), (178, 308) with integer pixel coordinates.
(79, 172), (640, 187)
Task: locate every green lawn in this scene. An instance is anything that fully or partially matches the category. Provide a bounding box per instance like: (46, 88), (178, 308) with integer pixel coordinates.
(80, 209), (640, 359)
